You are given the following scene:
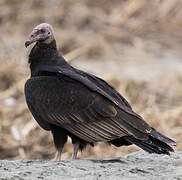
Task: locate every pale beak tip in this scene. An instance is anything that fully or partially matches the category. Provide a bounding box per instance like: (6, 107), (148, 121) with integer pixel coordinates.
(25, 40), (31, 48)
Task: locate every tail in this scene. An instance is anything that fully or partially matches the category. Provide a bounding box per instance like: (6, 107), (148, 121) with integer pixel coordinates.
(112, 129), (176, 155)
(124, 129), (176, 155)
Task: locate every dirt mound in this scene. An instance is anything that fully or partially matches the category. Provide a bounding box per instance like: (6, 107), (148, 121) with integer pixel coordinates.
(0, 151), (182, 180)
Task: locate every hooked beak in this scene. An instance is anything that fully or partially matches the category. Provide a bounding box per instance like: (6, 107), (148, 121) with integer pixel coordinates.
(25, 40), (31, 48)
(25, 30), (37, 48)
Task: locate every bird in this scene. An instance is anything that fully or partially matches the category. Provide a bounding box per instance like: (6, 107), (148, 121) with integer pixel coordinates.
(24, 23), (176, 160)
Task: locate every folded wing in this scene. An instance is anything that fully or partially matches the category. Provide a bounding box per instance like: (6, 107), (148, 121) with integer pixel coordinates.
(25, 74), (153, 143)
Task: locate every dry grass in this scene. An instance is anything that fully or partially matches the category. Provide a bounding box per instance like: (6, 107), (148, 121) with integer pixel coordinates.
(0, 0), (182, 160)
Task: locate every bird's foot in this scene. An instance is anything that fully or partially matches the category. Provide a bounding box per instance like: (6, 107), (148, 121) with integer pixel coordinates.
(72, 142), (80, 160)
(52, 151), (62, 161)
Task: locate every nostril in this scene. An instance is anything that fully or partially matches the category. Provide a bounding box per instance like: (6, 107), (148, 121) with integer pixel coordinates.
(41, 29), (45, 33)
(31, 35), (34, 37)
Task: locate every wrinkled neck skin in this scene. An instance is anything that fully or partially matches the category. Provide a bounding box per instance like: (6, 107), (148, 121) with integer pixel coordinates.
(28, 39), (67, 76)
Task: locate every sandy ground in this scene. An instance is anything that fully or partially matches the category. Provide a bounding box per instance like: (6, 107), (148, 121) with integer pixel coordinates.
(0, 151), (182, 180)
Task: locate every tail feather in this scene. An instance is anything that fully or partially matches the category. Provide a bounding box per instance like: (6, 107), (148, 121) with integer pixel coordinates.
(110, 128), (176, 155)
(124, 136), (174, 155)
(150, 128), (176, 146)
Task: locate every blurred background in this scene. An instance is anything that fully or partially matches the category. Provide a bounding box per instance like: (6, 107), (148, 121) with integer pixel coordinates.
(0, 0), (182, 160)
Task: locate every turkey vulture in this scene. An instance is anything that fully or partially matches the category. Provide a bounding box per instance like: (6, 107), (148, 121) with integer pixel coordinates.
(25, 23), (176, 160)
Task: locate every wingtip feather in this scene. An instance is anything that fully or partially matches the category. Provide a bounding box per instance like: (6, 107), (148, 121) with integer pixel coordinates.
(150, 129), (176, 146)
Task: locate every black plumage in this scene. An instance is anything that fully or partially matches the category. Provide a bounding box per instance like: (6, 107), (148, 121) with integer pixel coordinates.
(25, 23), (176, 160)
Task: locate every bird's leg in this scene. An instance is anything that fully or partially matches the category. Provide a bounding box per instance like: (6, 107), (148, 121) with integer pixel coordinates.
(53, 148), (63, 161)
(72, 142), (80, 160)
(51, 126), (68, 161)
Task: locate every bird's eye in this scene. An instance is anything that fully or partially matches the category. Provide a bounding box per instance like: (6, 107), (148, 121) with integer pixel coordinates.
(48, 32), (50, 35)
(40, 29), (45, 33)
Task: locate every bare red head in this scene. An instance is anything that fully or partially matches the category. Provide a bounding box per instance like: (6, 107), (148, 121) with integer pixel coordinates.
(25, 23), (54, 48)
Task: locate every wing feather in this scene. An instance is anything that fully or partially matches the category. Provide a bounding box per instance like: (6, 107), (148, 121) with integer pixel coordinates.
(25, 75), (151, 143)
